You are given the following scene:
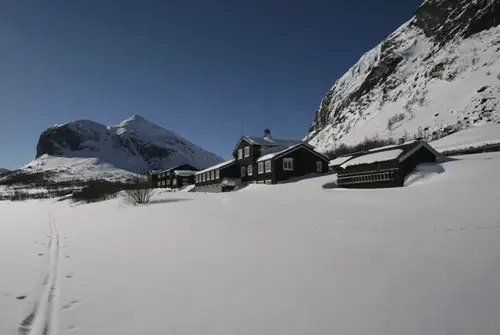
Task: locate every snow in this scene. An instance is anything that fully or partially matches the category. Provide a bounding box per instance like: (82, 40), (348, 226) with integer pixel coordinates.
(195, 159), (235, 175)
(328, 155), (353, 166)
(22, 155), (138, 182)
(341, 149), (404, 168)
(173, 170), (197, 177)
(307, 17), (500, 153)
(430, 124), (500, 152)
(244, 136), (302, 148)
(0, 154), (500, 334)
(221, 177), (242, 187)
(178, 185), (196, 192)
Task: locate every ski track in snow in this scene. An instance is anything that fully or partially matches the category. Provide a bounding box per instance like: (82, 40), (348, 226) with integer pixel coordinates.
(19, 213), (61, 335)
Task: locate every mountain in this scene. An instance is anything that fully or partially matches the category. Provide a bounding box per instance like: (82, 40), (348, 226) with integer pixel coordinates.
(306, 0), (500, 153)
(33, 115), (224, 174)
(0, 168), (9, 175)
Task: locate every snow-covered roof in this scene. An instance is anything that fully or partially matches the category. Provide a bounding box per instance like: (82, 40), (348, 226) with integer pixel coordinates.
(340, 149), (404, 169)
(329, 155), (354, 167)
(244, 136), (303, 148)
(195, 159), (236, 175)
(367, 140), (418, 152)
(257, 144), (302, 162)
(173, 170), (197, 177)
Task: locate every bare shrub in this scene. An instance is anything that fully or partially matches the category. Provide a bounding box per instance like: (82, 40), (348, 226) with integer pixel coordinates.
(9, 190), (30, 201)
(122, 176), (155, 205)
(72, 180), (121, 203)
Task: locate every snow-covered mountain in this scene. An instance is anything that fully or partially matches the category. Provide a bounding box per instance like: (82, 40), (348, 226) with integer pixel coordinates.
(306, 0), (500, 153)
(34, 115), (224, 174)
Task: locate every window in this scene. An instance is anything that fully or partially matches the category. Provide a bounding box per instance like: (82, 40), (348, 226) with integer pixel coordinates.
(202, 173), (206, 182)
(257, 180), (264, 184)
(167, 180), (170, 185)
(215, 169), (220, 179)
(244, 146), (250, 157)
(265, 160), (272, 173)
(258, 162), (264, 174)
(265, 179), (272, 184)
(247, 165), (253, 176)
(167, 172), (171, 176)
(316, 161), (323, 173)
(211, 170), (215, 180)
(238, 149), (243, 160)
(241, 166), (246, 177)
(283, 158), (294, 171)
(173, 179), (177, 185)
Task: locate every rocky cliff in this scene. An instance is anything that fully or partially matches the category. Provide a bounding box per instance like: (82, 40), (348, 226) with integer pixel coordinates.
(306, 0), (500, 153)
(35, 115), (224, 173)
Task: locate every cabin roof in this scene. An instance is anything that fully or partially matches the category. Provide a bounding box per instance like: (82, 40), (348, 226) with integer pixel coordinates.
(339, 140), (439, 169)
(173, 170), (197, 177)
(256, 143), (329, 162)
(244, 136), (303, 147)
(329, 155), (354, 167)
(257, 143), (302, 162)
(340, 149), (404, 169)
(155, 163), (198, 174)
(195, 159), (236, 175)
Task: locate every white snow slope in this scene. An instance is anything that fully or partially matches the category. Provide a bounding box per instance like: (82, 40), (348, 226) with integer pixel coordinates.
(306, 3), (500, 152)
(1, 152), (500, 334)
(34, 115), (224, 175)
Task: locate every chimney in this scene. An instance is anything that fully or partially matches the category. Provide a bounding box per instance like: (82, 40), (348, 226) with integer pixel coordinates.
(264, 128), (271, 138)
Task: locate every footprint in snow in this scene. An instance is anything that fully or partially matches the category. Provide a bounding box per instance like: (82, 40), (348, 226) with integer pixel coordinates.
(16, 295), (27, 300)
(62, 299), (82, 311)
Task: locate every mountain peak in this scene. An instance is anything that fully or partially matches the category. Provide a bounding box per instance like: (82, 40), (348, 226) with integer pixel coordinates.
(35, 116), (224, 174)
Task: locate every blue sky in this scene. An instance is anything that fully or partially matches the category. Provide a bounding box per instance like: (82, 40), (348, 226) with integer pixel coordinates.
(0, 0), (423, 169)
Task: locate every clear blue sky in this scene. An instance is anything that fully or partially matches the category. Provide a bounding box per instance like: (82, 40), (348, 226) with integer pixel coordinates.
(0, 0), (423, 169)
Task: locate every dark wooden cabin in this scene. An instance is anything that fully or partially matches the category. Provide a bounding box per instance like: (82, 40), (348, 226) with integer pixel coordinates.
(336, 140), (440, 188)
(254, 143), (329, 184)
(152, 163), (199, 188)
(194, 160), (239, 192)
(169, 170), (197, 189)
(193, 129), (329, 192)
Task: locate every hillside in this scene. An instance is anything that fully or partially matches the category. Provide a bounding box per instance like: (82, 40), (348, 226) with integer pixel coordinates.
(306, 0), (500, 153)
(35, 115), (224, 174)
(0, 168), (9, 175)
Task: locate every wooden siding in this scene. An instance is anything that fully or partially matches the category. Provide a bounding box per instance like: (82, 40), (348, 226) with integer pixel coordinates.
(272, 146), (329, 184)
(194, 162), (239, 188)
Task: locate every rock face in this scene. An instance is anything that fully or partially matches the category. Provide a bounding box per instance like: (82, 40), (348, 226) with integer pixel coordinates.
(36, 115), (224, 173)
(306, 0), (500, 153)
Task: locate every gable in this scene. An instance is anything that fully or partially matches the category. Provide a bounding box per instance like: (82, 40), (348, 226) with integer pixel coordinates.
(232, 137), (254, 155)
(398, 141), (440, 163)
(270, 144), (329, 162)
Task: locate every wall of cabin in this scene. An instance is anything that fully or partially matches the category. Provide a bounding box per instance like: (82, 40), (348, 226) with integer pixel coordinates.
(400, 146), (437, 180)
(273, 147), (328, 183)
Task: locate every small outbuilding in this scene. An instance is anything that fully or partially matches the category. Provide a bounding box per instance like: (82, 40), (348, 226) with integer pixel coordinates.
(336, 140), (440, 188)
(152, 163), (199, 188)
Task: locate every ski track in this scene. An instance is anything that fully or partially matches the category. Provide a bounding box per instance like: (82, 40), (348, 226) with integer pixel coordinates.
(19, 213), (61, 335)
